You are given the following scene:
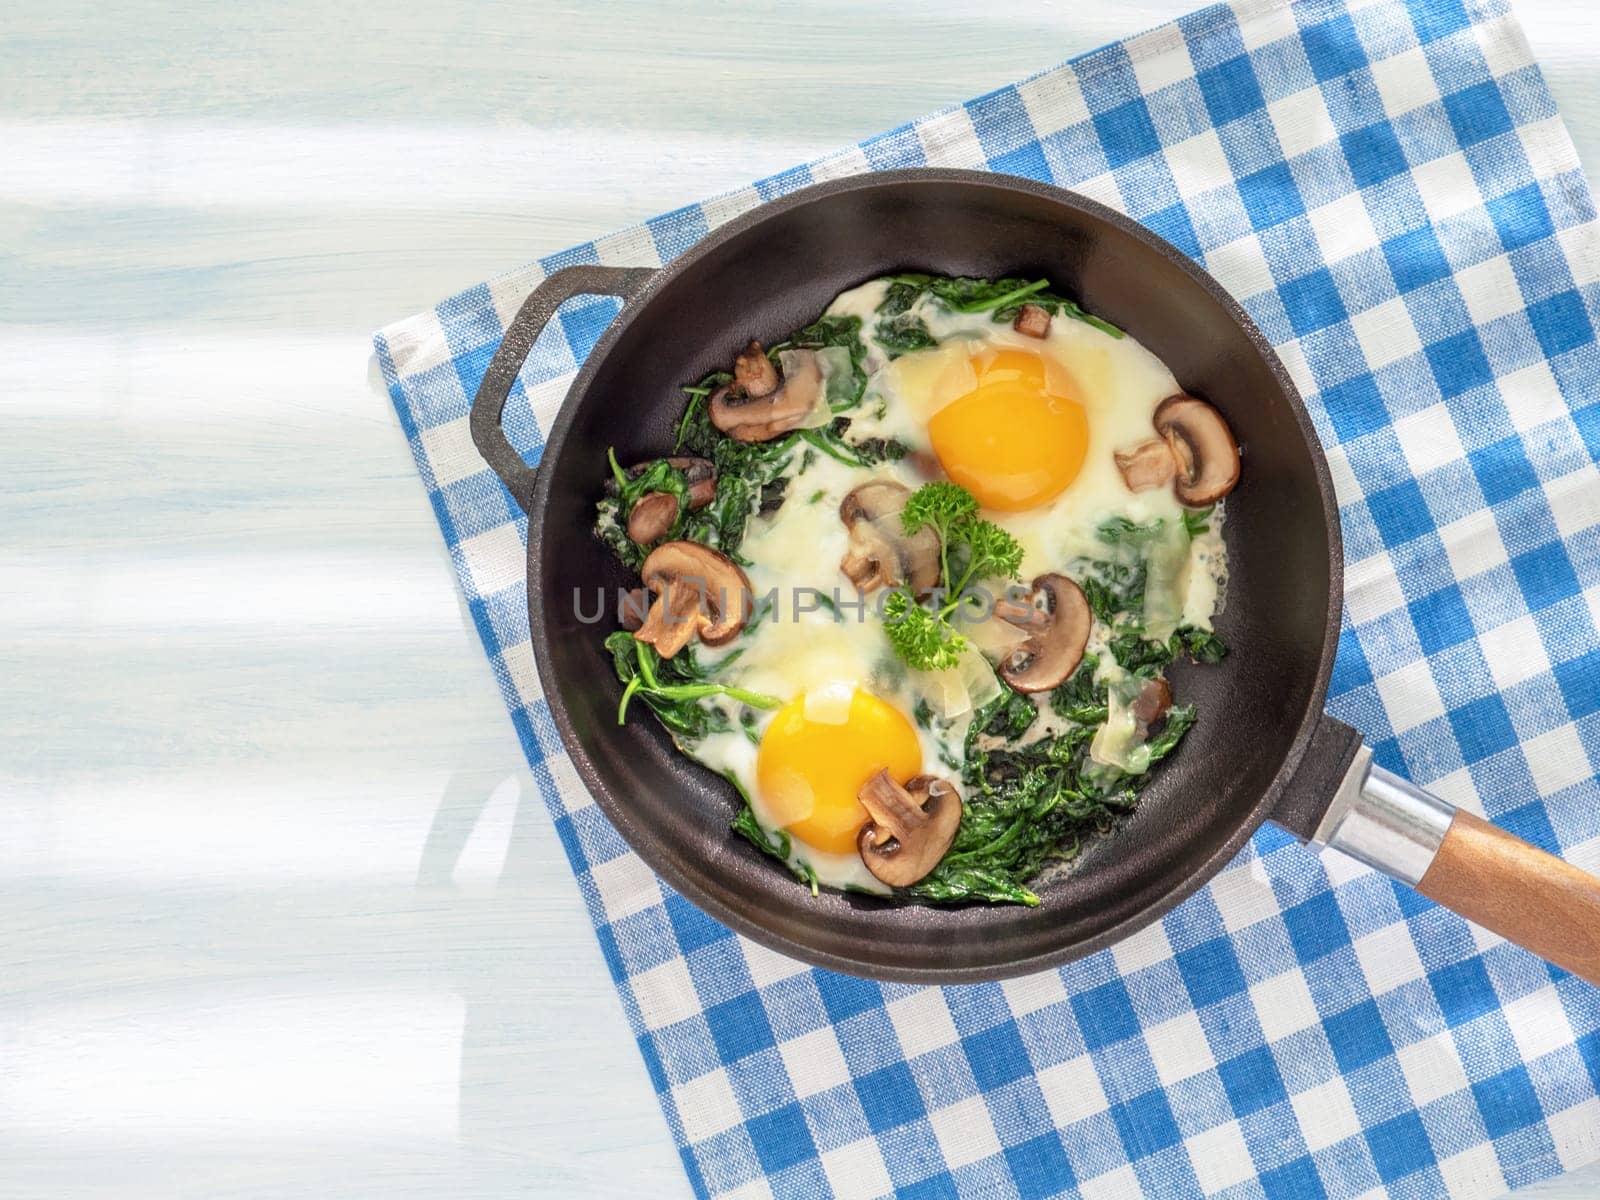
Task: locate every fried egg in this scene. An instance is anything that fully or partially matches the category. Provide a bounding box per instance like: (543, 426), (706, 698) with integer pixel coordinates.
(690, 454), (974, 893)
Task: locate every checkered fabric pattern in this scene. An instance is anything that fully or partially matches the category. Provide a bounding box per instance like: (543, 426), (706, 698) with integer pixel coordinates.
(375, 0), (1600, 1195)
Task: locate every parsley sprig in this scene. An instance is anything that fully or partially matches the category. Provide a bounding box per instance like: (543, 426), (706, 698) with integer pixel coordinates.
(883, 482), (1025, 671)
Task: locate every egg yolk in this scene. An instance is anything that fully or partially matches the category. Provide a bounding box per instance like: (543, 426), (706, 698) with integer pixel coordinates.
(756, 690), (922, 855)
(927, 349), (1089, 511)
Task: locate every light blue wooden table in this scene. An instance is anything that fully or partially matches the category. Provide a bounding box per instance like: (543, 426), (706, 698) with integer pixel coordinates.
(4, 3), (1598, 1197)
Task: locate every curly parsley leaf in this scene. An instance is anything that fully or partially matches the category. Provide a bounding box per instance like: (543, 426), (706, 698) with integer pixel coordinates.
(880, 482), (1024, 673)
(902, 479), (978, 534)
(902, 481), (1023, 592)
(883, 590), (967, 672)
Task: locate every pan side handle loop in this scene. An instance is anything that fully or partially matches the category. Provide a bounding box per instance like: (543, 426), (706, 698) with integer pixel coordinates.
(469, 265), (655, 513)
(1304, 746), (1600, 986)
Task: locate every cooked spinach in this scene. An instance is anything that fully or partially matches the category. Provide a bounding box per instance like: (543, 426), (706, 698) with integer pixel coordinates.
(618, 394), (908, 566)
(595, 506), (640, 571)
(594, 450), (696, 571)
(1145, 703), (1197, 760)
(759, 477), (789, 516)
(1104, 611), (1230, 676)
(1109, 629), (1174, 676)
(995, 290), (1124, 339)
(874, 312), (938, 358)
(675, 372), (730, 456)
(960, 687), (1038, 784)
(775, 315), (869, 410)
(1171, 626), (1228, 664)
(733, 802), (820, 894)
(605, 631), (780, 744)
(847, 435), (910, 464)
(877, 273), (1124, 339)
(871, 279), (941, 356)
(1073, 516), (1174, 625)
(1097, 515), (1169, 548)
(884, 274), (1051, 315)
(1182, 505), (1215, 538)
(1079, 561), (1146, 624)
(1050, 655), (1108, 724)
(910, 672), (1195, 905)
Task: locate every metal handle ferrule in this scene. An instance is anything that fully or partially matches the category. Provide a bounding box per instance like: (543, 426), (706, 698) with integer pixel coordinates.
(1312, 749), (1456, 886)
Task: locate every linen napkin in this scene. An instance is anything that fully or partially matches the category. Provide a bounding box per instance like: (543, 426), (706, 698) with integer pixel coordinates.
(375, 1), (1600, 1195)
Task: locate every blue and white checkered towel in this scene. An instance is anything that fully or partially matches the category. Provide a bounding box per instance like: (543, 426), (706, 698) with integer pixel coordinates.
(376, 1), (1600, 1195)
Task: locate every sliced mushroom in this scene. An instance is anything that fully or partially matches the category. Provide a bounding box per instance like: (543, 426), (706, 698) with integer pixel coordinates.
(733, 339), (780, 398)
(1012, 303), (1052, 339)
(618, 587), (649, 631)
(633, 541), (751, 658)
(1153, 394), (1240, 506)
(709, 342), (824, 442)
(838, 481), (941, 595)
(857, 769), (963, 887)
(626, 492), (680, 544)
(606, 457), (717, 545)
(1113, 439), (1177, 493)
(994, 573), (1092, 693)
(1130, 676), (1172, 736)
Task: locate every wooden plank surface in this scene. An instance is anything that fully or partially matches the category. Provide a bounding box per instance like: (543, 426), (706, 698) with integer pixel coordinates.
(3, 2), (1598, 1196)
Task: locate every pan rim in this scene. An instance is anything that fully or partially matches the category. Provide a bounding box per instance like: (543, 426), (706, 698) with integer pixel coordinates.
(525, 167), (1345, 983)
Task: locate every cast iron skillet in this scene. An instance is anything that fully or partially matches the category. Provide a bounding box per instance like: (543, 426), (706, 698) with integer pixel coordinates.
(472, 169), (1600, 985)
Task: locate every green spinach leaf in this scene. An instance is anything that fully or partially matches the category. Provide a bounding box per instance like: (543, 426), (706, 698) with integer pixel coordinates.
(732, 804), (820, 894)
(605, 631), (781, 744)
(874, 312), (938, 358)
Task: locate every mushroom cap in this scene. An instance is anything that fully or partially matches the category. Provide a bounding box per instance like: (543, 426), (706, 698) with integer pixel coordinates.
(626, 492), (680, 544)
(1153, 394), (1240, 506)
(612, 457), (718, 546)
(996, 573), (1092, 693)
(856, 770), (963, 888)
(838, 481), (941, 595)
(1113, 439), (1177, 493)
(1130, 676), (1173, 735)
(709, 346), (824, 443)
(634, 541), (752, 657)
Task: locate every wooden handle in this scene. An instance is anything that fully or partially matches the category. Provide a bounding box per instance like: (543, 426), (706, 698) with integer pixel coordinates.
(1416, 810), (1600, 985)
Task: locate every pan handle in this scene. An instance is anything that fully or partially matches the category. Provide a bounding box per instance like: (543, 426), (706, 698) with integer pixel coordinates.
(469, 264), (656, 513)
(1306, 744), (1600, 984)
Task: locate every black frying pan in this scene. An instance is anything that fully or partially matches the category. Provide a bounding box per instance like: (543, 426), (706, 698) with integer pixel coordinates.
(471, 169), (1600, 985)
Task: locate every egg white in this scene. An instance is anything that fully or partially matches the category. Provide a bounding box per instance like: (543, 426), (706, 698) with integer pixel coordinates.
(682, 279), (1230, 892)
